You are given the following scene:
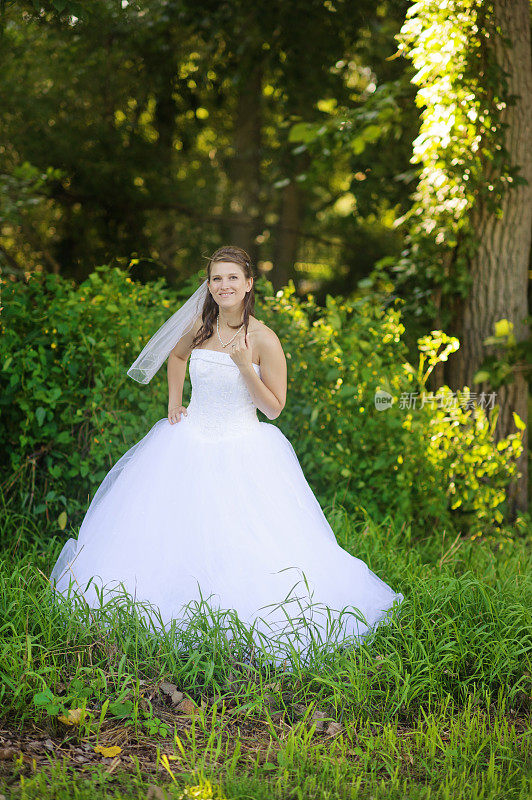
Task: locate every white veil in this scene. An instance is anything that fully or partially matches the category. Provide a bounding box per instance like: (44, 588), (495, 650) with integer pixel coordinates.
(127, 278), (209, 384)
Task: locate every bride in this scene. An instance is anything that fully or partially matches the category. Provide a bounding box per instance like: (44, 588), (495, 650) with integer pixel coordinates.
(50, 245), (404, 666)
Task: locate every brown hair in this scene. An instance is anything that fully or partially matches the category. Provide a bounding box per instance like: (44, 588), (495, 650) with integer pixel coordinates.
(191, 245), (256, 350)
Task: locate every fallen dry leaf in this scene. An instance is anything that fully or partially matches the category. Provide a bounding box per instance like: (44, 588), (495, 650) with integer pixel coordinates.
(159, 681), (184, 705)
(310, 709), (328, 732)
(159, 681), (177, 696)
(57, 708), (85, 726)
(94, 744), (122, 758)
(264, 682), (281, 692)
(175, 698), (196, 715)
(326, 721), (344, 736)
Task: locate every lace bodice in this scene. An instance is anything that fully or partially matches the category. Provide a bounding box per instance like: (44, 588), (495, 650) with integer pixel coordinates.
(185, 348), (261, 439)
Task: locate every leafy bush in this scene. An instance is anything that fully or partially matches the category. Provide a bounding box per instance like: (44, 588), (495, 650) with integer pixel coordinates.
(0, 264), (523, 542)
(257, 282), (523, 541)
(0, 265), (201, 527)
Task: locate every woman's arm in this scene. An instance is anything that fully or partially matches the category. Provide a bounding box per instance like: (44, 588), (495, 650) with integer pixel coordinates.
(237, 331), (287, 421)
(167, 352), (188, 409)
(166, 317), (201, 422)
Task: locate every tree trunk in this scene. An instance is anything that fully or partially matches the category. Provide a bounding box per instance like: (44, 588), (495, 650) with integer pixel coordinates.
(446, 0), (531, 515)
(152, 28), (179, 269)
(272, 179), (301, 291)
(227, 59), (263, 266)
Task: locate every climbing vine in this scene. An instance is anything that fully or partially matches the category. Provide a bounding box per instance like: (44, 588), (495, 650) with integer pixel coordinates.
(384, 0), (522, 327)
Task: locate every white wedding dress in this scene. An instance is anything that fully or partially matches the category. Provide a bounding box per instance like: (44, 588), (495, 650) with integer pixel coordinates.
(50, 347), (404, 666)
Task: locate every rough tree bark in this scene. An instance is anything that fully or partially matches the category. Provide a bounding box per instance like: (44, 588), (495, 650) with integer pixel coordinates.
(445, 0), (531, 516)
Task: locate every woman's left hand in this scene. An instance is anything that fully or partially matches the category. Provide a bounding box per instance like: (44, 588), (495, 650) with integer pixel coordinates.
(229, 335), (253, 371)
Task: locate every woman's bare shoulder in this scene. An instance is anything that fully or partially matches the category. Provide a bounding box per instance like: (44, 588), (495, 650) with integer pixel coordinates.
(250, 318), (285, 360)
(249, 317), (277, 339)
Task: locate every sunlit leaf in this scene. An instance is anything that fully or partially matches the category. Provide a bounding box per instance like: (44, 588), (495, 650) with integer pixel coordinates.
(94, 744), (122, 757)
(58, 708), (85, 725)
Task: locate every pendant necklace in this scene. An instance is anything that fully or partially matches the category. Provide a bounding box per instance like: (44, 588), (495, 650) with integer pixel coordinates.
(217, 313), (243, 348)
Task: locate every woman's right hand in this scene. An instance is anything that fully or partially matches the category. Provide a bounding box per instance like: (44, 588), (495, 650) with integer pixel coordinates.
(168, 404), (188, 425)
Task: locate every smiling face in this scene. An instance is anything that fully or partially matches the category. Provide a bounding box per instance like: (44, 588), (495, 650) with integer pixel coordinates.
(208, 261), (252, 307)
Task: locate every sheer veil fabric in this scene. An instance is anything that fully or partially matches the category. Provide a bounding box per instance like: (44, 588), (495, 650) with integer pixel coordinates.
(127, 279), (209, 384)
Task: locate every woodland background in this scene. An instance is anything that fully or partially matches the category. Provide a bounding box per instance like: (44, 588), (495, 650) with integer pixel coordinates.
(1, 0), (530, 523)
(0, 2), (531, 798)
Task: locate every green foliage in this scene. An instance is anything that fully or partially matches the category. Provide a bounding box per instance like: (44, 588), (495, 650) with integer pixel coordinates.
(0, 264), (195, 526)
(3, 513), (532, 724)
(1, 0), (404, 286)
(31, 677), (171, 738)
(1, 504), (531, 797)
(288, 80), (405, 168)
(0, 160), (68, 279)
(387, 0), (522, 327)
(475, 317), (532, 390)
(1, 265), (523, 542)
(32, 674), (95, 720)
(257, 279), (523, 540)
(0, 161), (65, 229)
(1, 0), (87, 29)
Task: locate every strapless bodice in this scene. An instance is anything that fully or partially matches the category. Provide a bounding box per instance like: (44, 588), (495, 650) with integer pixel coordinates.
(185, 348), (261, 440)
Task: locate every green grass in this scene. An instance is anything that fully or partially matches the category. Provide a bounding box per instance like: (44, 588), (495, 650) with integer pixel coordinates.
(0, 499), (531, 800)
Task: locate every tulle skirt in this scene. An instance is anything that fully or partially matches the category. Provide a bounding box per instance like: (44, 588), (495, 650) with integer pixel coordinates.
(50, 416), (404, 667)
